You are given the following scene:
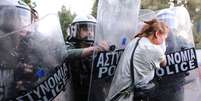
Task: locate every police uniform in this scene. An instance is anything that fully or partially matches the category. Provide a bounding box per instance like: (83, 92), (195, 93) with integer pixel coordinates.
(65, 42), (92, 101)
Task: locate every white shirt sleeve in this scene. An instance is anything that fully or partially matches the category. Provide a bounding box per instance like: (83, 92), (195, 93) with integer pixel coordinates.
(151, 46), (166, 69)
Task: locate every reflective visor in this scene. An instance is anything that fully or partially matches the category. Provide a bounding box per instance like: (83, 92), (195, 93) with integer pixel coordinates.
(75, 22), (96, 42)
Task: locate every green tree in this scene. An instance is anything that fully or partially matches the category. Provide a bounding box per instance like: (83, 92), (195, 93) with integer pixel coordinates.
(22, 0), (36, 8)
(58, 6), (75, 40)
(92, 0), (99, 18)
(22, 0), (35, 7)
(141, 0), (169, 10)
(22, 0), (31, 4)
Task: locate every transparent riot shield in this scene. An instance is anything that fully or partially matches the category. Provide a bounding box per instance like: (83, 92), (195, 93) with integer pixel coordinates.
(153, 6), (201, 101)
(139, 9), (156, 21)
(137, 9), (157, 34)
(88, 0), (140, 101)
(0, 12), (73, 101)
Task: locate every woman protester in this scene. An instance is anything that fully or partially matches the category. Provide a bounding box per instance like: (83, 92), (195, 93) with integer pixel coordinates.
(107, 19), (169, 101)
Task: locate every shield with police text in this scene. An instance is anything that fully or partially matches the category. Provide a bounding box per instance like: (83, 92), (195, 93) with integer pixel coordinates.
(88, 0), (141, 101)
(153, 6), (201, 101)
(0, 10), (73, 101)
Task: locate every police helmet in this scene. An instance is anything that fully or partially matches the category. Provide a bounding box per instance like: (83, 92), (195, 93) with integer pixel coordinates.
(0, 0), (31, 34)
(68, 14), (96, 44)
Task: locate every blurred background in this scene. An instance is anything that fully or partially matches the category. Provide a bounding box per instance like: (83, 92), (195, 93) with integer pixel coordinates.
(22, 0), (201, 49)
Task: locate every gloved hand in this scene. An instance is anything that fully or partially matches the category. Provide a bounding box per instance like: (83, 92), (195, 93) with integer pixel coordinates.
(94, 40), (110, 52)
(81, 41), (109, 58)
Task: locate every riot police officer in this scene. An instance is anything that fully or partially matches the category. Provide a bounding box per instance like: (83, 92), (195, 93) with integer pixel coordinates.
(66, 14), (109, 101)
(0, 0), (35, 99)
(152, 4), (194, 101)
(0, 0), (69, 100)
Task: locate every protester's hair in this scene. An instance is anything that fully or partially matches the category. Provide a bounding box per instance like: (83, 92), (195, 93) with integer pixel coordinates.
(134, 19), (168, 38)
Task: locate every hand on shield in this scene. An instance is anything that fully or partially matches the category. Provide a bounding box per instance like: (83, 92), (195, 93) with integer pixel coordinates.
(81, 41), (109, 58)
(95, 40), (110, 52)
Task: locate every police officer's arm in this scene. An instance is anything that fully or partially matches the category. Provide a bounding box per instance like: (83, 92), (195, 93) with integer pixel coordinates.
(81, 46), (95, 57)
(65, 41), (109, 59)
(64, 45), (93, 59)
(64, 42), (84, 59)
(65, 47), (95, 59)
(65, 48), (83, 59)
(81, 41), (109, 58)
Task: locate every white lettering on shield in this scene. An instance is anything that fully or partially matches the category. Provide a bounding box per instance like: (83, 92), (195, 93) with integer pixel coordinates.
(96, 50), (123, 78)
(156, 48), (197, 77)
(16, 64), (69, 101)
(166, 49), (195, 65)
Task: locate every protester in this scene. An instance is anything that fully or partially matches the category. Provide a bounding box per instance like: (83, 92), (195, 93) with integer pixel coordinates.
(107, 19), (169, 101)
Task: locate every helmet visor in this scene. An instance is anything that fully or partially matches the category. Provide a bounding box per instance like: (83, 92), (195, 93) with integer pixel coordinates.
(71, 22), (96, 42)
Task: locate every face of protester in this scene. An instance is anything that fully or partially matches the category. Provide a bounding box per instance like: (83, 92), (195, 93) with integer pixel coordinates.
(151, 31), (168, 45)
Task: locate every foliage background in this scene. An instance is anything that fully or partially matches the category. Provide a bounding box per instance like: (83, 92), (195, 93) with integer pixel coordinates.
(58, 6), (75, 40)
